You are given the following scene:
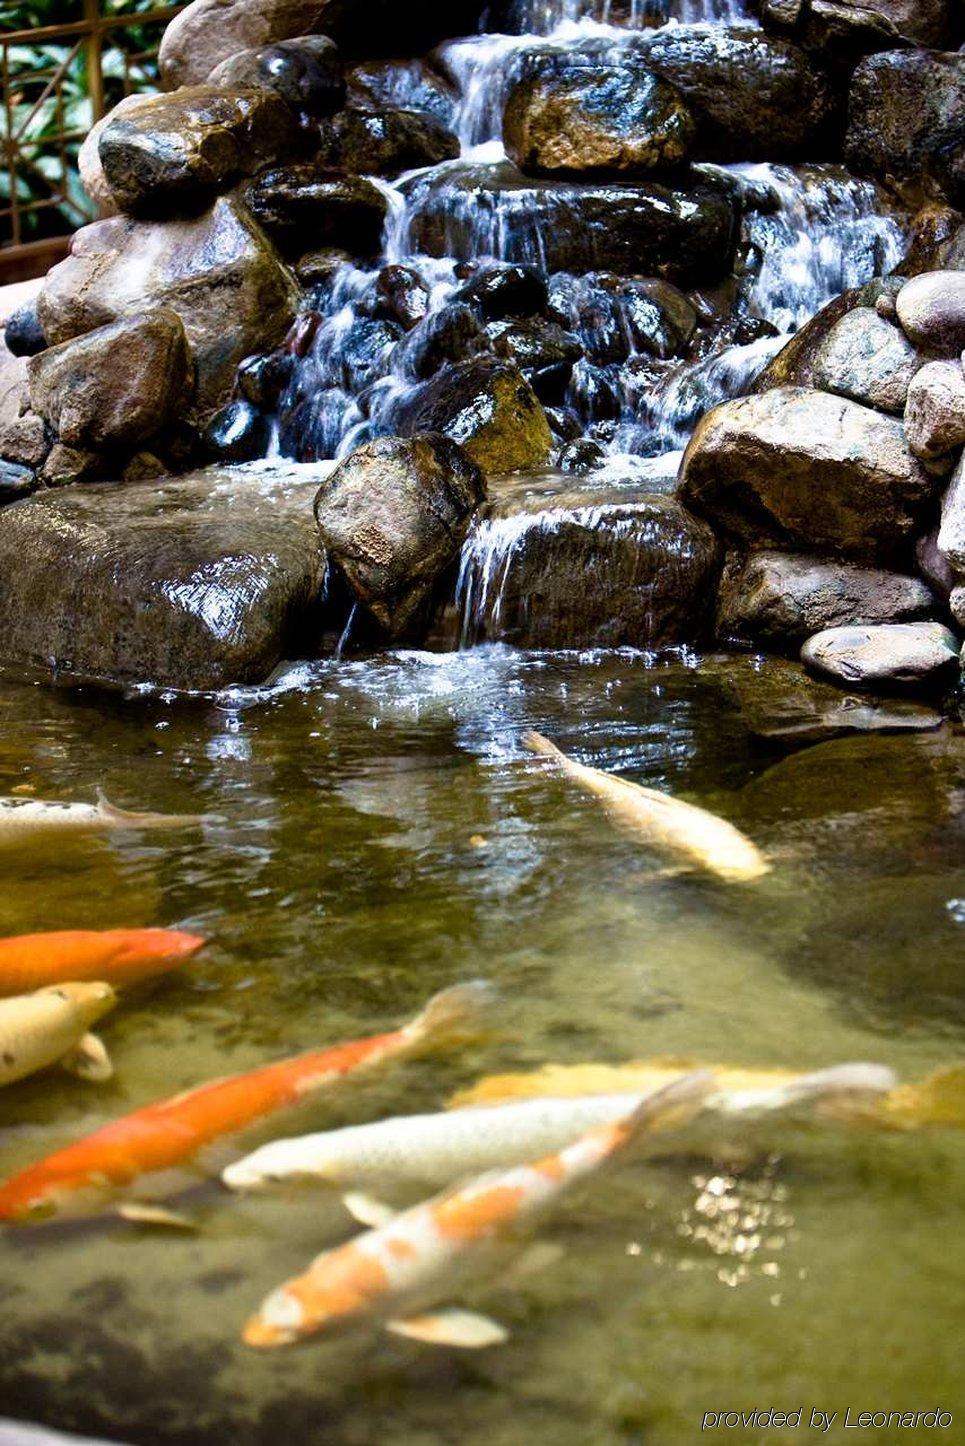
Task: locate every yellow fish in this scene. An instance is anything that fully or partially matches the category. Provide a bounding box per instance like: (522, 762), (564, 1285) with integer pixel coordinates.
(522, 732), (769, 882)
(0, 982), (117, 1086)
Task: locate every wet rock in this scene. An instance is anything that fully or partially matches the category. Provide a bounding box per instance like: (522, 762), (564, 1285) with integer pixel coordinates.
(315, 109), (458, 178)
(761, 0), (957, 52)
(904, 361), (965, 463)
(894, 203), (965, 277)
(557, 438), (606, 473)
(811, 306), (922, 414)
(845, 50), (965, 207)
(634, 24), (838, 163)
(0, 409), (48, 472)
(202, 400), (271, 462)
(28, 312), (193, 452)
(753, 276), (904, 391)
(245, 165), (387, 258)
(503, 57), (694, 177)
(313, 434), (484, 636)
(339, 317), (402, 391)
(294, 246), (353, 286)
(936, 451), (965, 572)
(4, 302), (46, 358)
(38, 196), (298, 413)
(376, 265), (430, 331)
(486, 318), (583, 403)
(38, 444), (101, 488)
(457, 477), (720, 649)
(346, 59), (458, 131)
(801, 621), (961, 691)
(98, 86), (303, 218)
(549, 273), (696, 362)
(679, 386), (937, 561)
(0, 460), (38, 503)
(389, 357), (554, 475)
(236, 351), (295, 409)
(454, 262), (548, 320)
(895, 271), (965, 355)
(0, 464), (327, 689)
(206, 36), (345, 123)
(396, 304), (487, 380)
(403, 159), (737, 284)
(717, 551), (936, 648)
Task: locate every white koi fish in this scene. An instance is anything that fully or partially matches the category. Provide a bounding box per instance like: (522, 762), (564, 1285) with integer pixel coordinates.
(243, 1073), (713, 1351)
(0, 982), (117, 1086)
(522, 731), (770, 882)
(224, 1064), (896, 1198)
(0, 791), (206, 841)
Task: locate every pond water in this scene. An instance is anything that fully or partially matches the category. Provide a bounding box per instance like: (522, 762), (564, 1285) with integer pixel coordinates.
(0, 647), (962, 1444)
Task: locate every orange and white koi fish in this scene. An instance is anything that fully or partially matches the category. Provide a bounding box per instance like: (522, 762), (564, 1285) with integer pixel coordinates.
(0, 982), (117, 1087)
(0, 790), (206, 841)
(0, 981), (493, 1223)
(243, 1072), (712, 1352)
(522, 731), (769, 882)
(0, 929), (206, 997)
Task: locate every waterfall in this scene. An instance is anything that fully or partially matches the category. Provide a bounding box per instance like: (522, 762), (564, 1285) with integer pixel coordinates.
(492, 0), (751, 36)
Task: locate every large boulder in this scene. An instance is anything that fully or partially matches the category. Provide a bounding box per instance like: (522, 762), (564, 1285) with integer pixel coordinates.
(678, 386), (937, 561)
(904, 360), (965, 463)
(313, 435), (485, 636)
(753, 276), (903, 391)
(388, 357), (554, 474)
(632, 24), (838, 163)
(27, 312), (192, 452)
(97, 86), (302, 218)
(502, 57), (695, 177)
(717, 550), (935, 648)
(401, 159), (737, 283)
(811, 306), (922, 414)
(760, 0), (958, 52)
(845, 50), (965, 206)
(0, 464), (328, 690)
(244, 164), (387, 258)
(454, 474), (720, 649)
(206, 35), (345, 123)
(801, 621), (960, 691)
(314, 108), (459, 178)
(37, 196), (298, 414)
(895, 270), (965, 355)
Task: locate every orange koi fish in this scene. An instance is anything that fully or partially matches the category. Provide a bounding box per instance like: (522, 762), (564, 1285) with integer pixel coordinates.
(0, 980), (493, 1223)
(244, 1071), (711, 1351)
(0, 929), (206, 997)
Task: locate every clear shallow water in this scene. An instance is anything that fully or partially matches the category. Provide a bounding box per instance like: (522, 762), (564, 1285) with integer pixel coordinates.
(0, 648), (962, 1444)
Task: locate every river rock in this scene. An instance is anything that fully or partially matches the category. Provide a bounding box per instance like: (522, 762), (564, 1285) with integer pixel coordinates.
(936, 452), (965, 572)
(678, 386), (937, 560)
(396, 304), (488, 380)
(27, 312), (193, 452)
(388, 357), (554, 474)
(402, 159), (737, 283)
(313, 435), (484, 636)
(245, 164), (387, 258)
(503, 57), (694, 177)
(202, 400), (271, 461)
(0, 461), (37, 503)
(206, 36), (345, 123)
(38, 199), (297, 416)
(315, 108), (458, 178)
(761, 0), (958, 51)
(3, 302), (46, 359)
(846, 50), (965, 206)
(633, 24), (837, 163)
(811, 306), (922, 414)
(717, 551), (935, 648)
(801, 621), (961, 691)
(455, 476), (720, 649)
(454, 262), (548, 320)
(346, 59), (458, 131)
(904, 360), (965, 462)
(0, 464), (328, 689)
(375, 265), (430, 331)
(486, 318), (583, 403)
(98, 86), (303, 218)
(895, 271), (965, 355)
(548, 272), (696, 361)
(753, 277), (904, 391)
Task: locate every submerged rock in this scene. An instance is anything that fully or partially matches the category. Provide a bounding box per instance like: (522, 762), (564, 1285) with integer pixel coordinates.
(315, 108), (458, 178)
(811, 307), (922, 415)
(801, 621), (961, 691)
(389, 357), (554, 474)
(98, 86), (302, 218)
(314, 435), (485, 636)
(206, 36), (346, 123)
(846, 50), (965, 207)
(37, 196), (298, 414)
(679, 386), (937, 561)
(245, 165), (387, 258)
(503, 57), (695, 177)
(0, 464), (328, 689)
(717, 551), (936, 648)
(28, 312), (193, 453)
(455, 474), (720, 650)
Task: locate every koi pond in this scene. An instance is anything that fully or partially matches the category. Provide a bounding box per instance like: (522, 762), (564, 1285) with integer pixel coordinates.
(0, 646), (961, 1443)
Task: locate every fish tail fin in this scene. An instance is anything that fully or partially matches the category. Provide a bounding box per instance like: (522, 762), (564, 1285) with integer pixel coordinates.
(622, 1070), (716, 1140)
(96, 790), (205, 830)
(521, 730), (563, 761)
(404, 980), (498, 1051)
(783, 1063), (897, 1108)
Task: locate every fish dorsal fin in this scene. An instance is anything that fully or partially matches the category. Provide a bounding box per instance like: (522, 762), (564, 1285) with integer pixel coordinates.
(342, 1192), (398, 1229)
(61, 1033), (113, 1082)
(386, 1308), (509, 1349)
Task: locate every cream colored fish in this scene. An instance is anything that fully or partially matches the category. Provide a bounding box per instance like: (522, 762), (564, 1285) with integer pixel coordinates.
(0, 982), (118, 1086)
(522, 731), (769, 882)
(243, 1073), (712, 1351)
(225, 1063), (895, 1199)
(0, 791), (206, 841)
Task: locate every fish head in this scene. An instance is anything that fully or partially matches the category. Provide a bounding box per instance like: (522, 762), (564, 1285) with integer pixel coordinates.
(244, 1243), (392, 1348)
(40, 981), (118, 1027)
(111, 929), (207, 974)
